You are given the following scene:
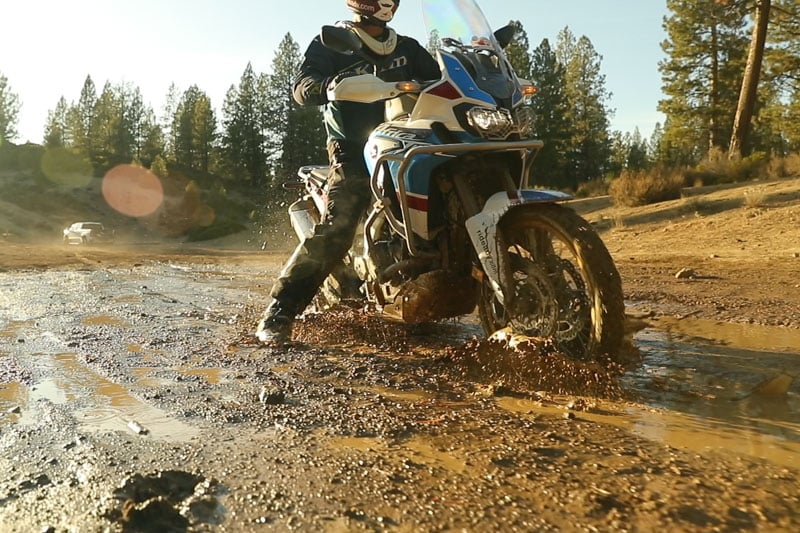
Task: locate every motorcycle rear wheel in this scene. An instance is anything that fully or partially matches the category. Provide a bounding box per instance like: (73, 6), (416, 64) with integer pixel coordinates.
(476, 204), (625, 361)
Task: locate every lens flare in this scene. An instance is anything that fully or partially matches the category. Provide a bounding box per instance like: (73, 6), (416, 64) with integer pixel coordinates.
(102, 164), (164, 218)
(40, 148), (93, 188)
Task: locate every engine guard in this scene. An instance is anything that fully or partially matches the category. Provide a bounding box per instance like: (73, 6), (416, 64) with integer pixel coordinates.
(464, 189), (572, 305)
(382, 270), (478, 324)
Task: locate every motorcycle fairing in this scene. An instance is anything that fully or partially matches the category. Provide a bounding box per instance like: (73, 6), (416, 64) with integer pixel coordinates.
(365, 46), (520, 241)
(434, 54), (495, 105)
(465, 189), (573, 304)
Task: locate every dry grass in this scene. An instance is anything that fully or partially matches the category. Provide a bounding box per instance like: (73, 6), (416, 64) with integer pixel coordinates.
(684, 148), (769, 186)
(575, 178), (610, 198)
(609, 168), (684, 207)
(767, 153), (800, 179)
(681, 196), (713, 216)
(743, 188), (768, 209)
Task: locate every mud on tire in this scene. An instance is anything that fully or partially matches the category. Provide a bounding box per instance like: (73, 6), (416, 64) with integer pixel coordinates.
(477, 204), (626, 362)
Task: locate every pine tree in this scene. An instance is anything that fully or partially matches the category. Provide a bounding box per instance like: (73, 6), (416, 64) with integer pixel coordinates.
(556, 28), (613, 187)
(265, 33), (326, 193)
(139, 110), (165, 168)
(161, 83), (180, 159)
(627, 127), (650, 170)
(504, 21), (532, 80)
(192, 94), (217, 173)
(44, 97), (70, 148)
(89, 81), (123, 169)
(649, 122), (665, 163)
(172, 85), (216, 172)
(763, 0), (800, 152)
(126, 86), (147, 163)
(528, 38), (573, 189)
(68, 76), (97, 157)
(659, 0), (749, 164)
(88, 81), (141, 170)
(730, 0), (771, 159)
(0, 72), (20, 144)
(219, 63), (268, 185)
(608, 131), (629, 176)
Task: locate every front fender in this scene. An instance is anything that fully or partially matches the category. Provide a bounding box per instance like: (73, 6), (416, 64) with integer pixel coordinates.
(465, 190), (572, 304)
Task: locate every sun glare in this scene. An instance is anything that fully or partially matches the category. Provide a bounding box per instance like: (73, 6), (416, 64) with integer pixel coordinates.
(101, 164), (164, 217)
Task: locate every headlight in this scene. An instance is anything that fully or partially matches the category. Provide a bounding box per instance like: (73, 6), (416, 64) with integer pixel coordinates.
(514, 106), (536, 137)
(467, 107), (514, 138)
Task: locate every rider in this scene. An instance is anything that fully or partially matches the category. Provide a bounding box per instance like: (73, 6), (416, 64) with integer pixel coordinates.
(257, 0), (441, 343)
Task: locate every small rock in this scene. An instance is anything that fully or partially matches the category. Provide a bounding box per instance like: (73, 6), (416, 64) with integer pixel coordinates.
(793, 252), (799, 258)
(259, 388), (286, 405)
(8, 406), (21, 414)
(675, 268), (696, 279)
(127, 420), (149, 435)
(567, 399), (588, 411)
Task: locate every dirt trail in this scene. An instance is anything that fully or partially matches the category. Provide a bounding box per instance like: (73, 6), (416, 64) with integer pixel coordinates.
(0, 178), (799, 531)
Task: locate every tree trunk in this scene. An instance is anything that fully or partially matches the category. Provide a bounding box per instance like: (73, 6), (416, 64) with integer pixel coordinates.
(710, 24), (720, 154)
(729, 0), (771, 159)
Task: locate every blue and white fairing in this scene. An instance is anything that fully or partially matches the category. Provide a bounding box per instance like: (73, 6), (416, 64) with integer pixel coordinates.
(363, 0), (571, 279)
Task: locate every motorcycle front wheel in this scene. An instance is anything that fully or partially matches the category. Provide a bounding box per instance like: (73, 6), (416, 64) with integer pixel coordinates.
(476, 204), (625, 361)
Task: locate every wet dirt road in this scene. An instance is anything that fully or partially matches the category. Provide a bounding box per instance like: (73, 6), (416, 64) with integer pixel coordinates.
(1, 247), (799, 532)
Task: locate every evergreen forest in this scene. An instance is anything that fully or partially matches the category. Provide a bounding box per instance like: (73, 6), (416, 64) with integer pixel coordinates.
(0, 1), (798, 240)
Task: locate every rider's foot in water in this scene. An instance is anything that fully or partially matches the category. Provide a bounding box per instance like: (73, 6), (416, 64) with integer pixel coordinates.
(256, 313), (293, 345)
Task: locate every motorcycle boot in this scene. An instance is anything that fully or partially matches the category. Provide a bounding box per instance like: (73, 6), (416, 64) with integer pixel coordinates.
(256, 304), (293, 345)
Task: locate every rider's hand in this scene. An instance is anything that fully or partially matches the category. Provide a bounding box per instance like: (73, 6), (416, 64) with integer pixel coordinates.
(320, 71), (358, 103)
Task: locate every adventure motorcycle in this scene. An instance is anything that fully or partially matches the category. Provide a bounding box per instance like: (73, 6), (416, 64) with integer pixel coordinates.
(285, 0), (625, 360)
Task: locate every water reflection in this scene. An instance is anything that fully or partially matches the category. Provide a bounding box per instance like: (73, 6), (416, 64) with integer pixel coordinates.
(1, 352), (198, 440)
(616, 326), (800, 467)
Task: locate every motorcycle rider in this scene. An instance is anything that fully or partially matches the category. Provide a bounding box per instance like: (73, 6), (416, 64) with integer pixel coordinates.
(257, 0), (441, 343)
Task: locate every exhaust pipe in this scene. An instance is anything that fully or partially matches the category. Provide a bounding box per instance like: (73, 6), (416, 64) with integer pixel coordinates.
(377, 257), (434, 283)
(288, 198), (319, 241)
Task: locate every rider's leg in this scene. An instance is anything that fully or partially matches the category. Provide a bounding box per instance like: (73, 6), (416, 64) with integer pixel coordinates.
(256, 140), (372, 343)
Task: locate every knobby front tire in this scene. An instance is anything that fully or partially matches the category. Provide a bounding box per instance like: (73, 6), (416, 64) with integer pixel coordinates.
(477, 203), (626, 362)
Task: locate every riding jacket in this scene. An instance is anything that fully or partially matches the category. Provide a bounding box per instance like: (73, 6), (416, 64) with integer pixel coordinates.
(293, 25), (441, 146)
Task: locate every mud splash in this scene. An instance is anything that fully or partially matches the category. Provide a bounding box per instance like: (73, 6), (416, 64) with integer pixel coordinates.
(444, 329), (626, 398)
(293, 305), (800, 469)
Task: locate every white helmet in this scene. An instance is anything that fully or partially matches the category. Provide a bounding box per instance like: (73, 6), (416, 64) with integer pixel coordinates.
(346, 0), (399, 24)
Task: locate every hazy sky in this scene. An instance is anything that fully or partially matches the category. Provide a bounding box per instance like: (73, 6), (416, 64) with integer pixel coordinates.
(2, 0), (669, 144)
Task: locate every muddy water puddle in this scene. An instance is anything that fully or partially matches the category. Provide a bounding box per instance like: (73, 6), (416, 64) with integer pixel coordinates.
(325, 315), (800, 469)
(0, 352), (200, 441)
(618, 321), (800, 467)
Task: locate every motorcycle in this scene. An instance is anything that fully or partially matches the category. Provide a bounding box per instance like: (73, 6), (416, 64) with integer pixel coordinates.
(285, 0), (625, 361)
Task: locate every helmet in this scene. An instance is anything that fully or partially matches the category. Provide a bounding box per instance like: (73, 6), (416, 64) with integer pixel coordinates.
(346, 0), (400, 24)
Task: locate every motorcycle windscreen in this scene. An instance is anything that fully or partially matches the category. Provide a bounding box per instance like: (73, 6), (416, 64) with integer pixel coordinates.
(422, 0), (498, 50)
(422, 0), (521, 104)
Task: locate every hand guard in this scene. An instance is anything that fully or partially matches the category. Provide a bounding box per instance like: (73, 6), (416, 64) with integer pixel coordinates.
(320, 71), (359, 104)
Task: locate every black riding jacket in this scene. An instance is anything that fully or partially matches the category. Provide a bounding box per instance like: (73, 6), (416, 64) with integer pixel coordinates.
(293, 25), (441, 146)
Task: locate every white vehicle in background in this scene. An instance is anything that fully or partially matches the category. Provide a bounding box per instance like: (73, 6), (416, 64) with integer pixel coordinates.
(62, 222), (112, 245)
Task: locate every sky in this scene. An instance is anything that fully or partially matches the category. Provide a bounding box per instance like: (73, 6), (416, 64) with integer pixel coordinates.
(2, 0), (669, 144)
